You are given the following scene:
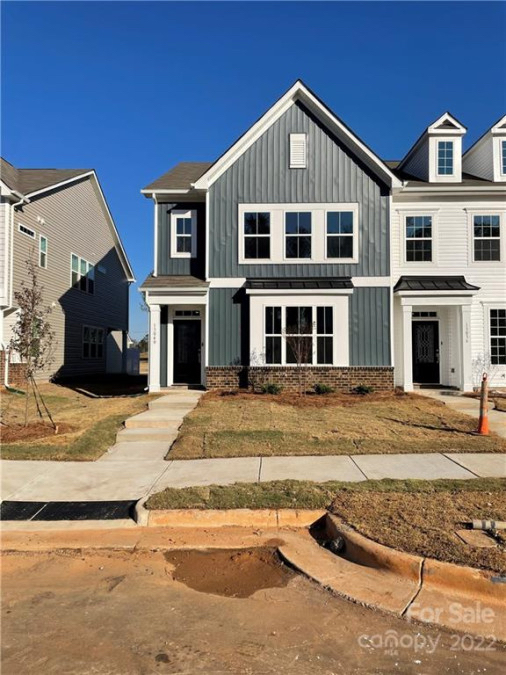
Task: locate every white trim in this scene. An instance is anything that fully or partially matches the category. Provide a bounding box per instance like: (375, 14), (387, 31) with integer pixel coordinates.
(170, 209), (197, 259)
(205, 190), (210, 280)
(352, 276), (391, 287)
(246, 288), (353, 296)
(167, 304), (206, 386)
(39, 234), (48, 269)
(193, 81), (401, 189)
(399, 295), (474, 306)
(401, 210), (439, 267)
(289, 133), (307, 169)
(153, 195), (158, 277)
(141, 188), (191, 195)
(209, 278), (246, 288)
(18, 223), (36, 239)
(148, 304), (161, 392)
(465, 209), (505, 267)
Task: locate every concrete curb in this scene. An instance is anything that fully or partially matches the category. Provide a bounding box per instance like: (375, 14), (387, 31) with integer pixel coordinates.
(142, 507), (326, 528)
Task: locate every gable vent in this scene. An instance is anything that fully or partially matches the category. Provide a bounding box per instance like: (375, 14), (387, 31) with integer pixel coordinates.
(289, 133), (307, 168)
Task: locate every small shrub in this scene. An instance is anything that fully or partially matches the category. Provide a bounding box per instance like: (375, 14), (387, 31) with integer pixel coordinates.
(261, 382), (283, 395)
(352, 384), (374, 396)
(314, 383), (334, 395)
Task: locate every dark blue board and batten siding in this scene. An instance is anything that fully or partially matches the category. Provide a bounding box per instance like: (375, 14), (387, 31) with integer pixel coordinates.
(207, 100), (391, 368)
(157, 202), (206, 277)
(208, 100), (390, 279)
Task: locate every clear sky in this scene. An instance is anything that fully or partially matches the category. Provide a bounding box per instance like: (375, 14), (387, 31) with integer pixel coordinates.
(2, 1), (505, 340)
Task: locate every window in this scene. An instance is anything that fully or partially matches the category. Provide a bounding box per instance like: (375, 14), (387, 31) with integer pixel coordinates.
(18, 224), (35, 238)
(413, 311), (437, 318)
(285, 212), (311, 259)
(174, 310), (200, 317)
(326, 211), (354, 259)
(289, 133), (307, 169)
(406, 216), (432, 262)
(264, 305), (333, 365)
(490, 309), (506, 365)
(265, 307), (282, 364)
(437, 141), (454, 175)
(473, 215), (500, 261)
(502, 140), (506, 175)
(171, 210), (196, 258)
(71, 254), (95, 293)
(39, 236), (47, 268)
(82, 326), (104, 359)
(244, 212), (270, 259)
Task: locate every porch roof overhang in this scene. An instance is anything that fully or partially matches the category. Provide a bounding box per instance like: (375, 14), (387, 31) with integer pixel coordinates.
(394, 275), (480, 294)
(245, 277), (354, 295)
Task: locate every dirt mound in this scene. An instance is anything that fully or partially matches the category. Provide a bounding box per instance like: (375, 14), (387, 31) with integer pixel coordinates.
(164, 548), (294, 597)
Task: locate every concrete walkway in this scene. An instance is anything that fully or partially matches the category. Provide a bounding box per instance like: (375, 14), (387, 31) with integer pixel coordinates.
(1, 390), (505, 504)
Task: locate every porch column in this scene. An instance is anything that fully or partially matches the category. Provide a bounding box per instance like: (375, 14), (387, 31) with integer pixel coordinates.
(148, 304), (161, 392)
(402, 304), (413, 392)
(460, 304), (473, 392)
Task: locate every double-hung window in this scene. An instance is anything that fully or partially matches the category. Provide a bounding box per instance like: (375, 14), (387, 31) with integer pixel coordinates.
(490, 309), (506, 365)
(437, 141), (454, 175)
(82, 326), (104, 359)
(71, 254), (94, 293)
(244, 212), (270, 259)
(264, 306), (334, 365)
(326, 211), (354, 259)
(171, 209), (196, 258)
(285, 212), (311, 259)
(39, 235), (48, 268)
(473, 215), (500, 261)
(406, 216), (432, 262)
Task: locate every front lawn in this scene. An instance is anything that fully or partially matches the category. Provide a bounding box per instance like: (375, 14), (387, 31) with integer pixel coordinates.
(1, 382), (154, 461)
(146, 478), (506, 574)
(168, 390), (506, 459)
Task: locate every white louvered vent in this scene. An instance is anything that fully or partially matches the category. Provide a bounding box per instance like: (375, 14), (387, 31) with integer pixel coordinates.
(289, 133), (307, 169)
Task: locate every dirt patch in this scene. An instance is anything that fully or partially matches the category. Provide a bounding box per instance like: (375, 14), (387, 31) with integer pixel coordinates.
(330, 488), (506, 574)
(1, 421), (76, 443)
(209, 388), (404, 408)
(164, 548), (294, 597)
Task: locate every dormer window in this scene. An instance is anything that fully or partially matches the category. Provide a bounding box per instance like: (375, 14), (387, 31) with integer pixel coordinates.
(437, 141), (454, 175)
(289, 133), (307, 169)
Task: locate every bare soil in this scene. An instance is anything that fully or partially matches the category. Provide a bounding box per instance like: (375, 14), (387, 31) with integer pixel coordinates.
(165, 548), (293, 597)
(1, 421), (76, 443)
(2, 547), (506, 674)
(169, 390), (506, 459)
(330, 487), (506, 574)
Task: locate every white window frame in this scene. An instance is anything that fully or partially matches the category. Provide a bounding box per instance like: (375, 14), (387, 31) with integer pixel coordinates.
(437, 140), (454, 176)
(502, 140), (506, 176)
(82, 325), (104, 359)
(170, 209), (197, 259)
(466, 210), (504, 266)
(39, 235), (48, 269)
(18, 223), (35, 239)
(404, 214), (433, 264)
(397, 209), (439, 267)
(489, 307), (506, 366)
(289, 133), (307, 169)
(71, 253), (95, 294)
(238, 202), (359, 265)
(284, 211), (313, 261)
(241, 211), (271, 262)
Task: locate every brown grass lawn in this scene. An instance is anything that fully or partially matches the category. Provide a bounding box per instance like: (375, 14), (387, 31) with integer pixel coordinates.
(1, 383), (154, 460)
(168, 390), (506, 459)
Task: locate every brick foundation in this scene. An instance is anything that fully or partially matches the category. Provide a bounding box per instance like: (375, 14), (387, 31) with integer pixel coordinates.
(205, 366), (394, 392)
(0, 351), (27, 388)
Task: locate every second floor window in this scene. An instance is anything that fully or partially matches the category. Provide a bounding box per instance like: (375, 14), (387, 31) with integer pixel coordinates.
(71, 254), (94, 294)
(437, 141), (454, 175)
(244, 212), (270, 259)
(474, 215), (500, 261)
(39, 236), (48, 268)
(490, 309), (506, 365)
(171, 209), (196, 258)
(502, 140), (506, 175)
(285, 212), (311, 259)
(326, 211), (354, 259)
(406, 216), (432, 262)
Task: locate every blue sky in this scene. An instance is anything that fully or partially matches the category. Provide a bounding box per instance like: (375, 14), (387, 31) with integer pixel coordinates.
(2, 1), (505, 340)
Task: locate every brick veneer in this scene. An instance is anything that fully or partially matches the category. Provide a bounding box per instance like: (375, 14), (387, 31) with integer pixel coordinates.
(206, 366), (394, 392)
(0, 351), (27, 388)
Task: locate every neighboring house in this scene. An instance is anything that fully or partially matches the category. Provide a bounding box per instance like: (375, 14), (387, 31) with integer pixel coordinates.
(140, 80), (505, 393)
(0, 158), (135, 383)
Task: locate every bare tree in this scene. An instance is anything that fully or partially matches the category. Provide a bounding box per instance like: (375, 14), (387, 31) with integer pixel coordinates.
(283, 330), (313, 396)
(8, 258), (57, 428)
(472, 353), (499, 390)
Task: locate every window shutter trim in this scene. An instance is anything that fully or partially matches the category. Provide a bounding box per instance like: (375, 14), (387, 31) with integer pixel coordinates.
(290, 133), (307, 169)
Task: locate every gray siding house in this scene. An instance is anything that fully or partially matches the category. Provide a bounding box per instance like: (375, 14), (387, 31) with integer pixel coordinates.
(0, 158), (135, 382)
(140, 80), (402, 391)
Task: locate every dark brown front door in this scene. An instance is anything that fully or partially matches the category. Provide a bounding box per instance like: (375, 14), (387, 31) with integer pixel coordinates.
(173, 320), (201, 384)
(412, 321), (440, 384)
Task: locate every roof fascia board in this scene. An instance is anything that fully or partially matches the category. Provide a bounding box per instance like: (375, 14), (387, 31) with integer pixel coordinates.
(194, 81), (401, 190)
(22, 171), (95, 200)
(245, 288), (354, 296)
(399, 185), (504, 194)
(141, 188), (191, 195)
(428, 112), (467, 134)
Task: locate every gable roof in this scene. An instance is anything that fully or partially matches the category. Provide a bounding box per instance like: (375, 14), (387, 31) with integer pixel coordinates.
(463, 114), (506, 158)
(397, 112), (466, 172)
(142, 162), (212, 193)
(1, 157), (135, 281)
(193, 80), (402, 190)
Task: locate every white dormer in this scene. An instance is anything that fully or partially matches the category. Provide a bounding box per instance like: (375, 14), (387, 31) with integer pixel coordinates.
(463, 115), (506, 183)
(398, 113), (466, 183)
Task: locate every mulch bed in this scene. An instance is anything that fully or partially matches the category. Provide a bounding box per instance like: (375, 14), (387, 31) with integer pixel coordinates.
(1, 422), (76, 443)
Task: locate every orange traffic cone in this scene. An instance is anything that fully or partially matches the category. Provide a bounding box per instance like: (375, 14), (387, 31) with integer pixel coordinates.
(477, 373), (489, 435)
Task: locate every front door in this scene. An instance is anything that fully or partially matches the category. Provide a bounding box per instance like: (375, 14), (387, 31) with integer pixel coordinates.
(173, 320), (201, 384)
(412, 321), (440, 384)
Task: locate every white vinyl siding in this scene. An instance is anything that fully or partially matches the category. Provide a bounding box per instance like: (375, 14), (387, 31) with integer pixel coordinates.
(289, 133), (307, 169)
